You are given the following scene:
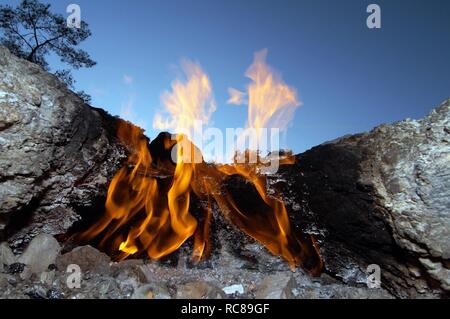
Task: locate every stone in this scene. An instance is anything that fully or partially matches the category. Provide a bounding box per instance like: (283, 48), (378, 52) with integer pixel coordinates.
(17, 234), (61, 274)
(132, 283), (171, 299)
(222, 284), (244, 295)
(6, 263), (25, 274)
(0, 45), (127, 246)
(110, 259), (146, 282)
(56, 245), (111, 275)
(276, 99), (450, 297)
(19, 266), (33, 281)
(176, 281), (226, 299)
(46, 288), (64, 299)
(39, 271), (56, 286)
(298, 285), (394, 299)
(255, 273), (296, 299)
(0, 242), (15, 271)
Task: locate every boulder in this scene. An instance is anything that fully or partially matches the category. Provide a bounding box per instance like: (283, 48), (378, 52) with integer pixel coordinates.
(277, 99), (450, 297)
(0, 46), (127, 248)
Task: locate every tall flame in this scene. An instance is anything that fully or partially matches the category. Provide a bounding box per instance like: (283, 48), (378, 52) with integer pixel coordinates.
(229, 49), (301, 145)
(79, 51), (322, 275)
(153, 59), (216, 143)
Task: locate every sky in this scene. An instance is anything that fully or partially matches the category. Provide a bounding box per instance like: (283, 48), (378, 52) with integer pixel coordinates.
(3, 0), (450, 153)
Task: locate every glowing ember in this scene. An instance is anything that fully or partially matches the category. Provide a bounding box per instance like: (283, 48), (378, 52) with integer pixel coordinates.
(79, 50), (323, 275)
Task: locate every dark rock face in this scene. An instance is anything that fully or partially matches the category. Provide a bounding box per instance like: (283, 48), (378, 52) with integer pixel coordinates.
(276, 100), (450, 297)
(0, 46), (126, 247)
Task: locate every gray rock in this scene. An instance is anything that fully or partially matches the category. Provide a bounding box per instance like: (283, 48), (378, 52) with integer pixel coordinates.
(17, 234), (60, 274)
(39, 271), (56, 286)
(222, 284), (244, 295)
(298, 285), (394, 299)
(111, 259), (147, 284)
(176, 281), (226, 299)
(56, 245), (111, 275)
(277, 99), (450, 297)
(0, 242), (15, 271)
(255, 273), (296, 299)
(132, 283), (171, 299)
(0, 45), (127, 247)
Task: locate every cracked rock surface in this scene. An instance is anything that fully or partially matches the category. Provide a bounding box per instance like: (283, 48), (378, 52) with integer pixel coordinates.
(0, 46), (126, 247)
(275, 100), (450, 297)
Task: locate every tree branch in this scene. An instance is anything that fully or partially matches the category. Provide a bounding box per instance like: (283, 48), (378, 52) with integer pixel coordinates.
(29, 13), (39, 48)
(27, 33), (64, 61)
(9, 24), (33, 50)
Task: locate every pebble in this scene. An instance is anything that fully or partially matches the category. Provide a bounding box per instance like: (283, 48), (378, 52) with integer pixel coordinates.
(222, 284), (244, 295)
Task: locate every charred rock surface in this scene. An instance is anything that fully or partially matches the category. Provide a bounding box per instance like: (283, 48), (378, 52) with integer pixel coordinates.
(0, 46), (127, 248)
(275, 100), (450, 297)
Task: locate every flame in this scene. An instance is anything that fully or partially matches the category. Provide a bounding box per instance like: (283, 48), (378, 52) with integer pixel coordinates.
(246, 49), (300, 130)
(79, 51), (322, 275)
(229, 49), (301, 145)
(153, 59), (216, 143)
(227, 87), (246, 105)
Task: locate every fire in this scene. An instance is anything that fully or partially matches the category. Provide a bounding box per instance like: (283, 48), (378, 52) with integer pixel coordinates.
(79, 50), (322, 275)
(228, 49), (301, 145)
(153, 59), (216, 143)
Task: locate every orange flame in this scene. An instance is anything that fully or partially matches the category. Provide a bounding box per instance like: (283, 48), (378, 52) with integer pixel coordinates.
(229, 49), (301, 146)
(79, 51), (322, 275)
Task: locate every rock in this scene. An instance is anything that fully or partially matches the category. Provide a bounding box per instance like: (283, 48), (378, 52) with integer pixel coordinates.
(6, 262), (25, 274)
(176, 281), (226, 299)
(0, 242), (15, 270)
(24, 285), (47, 299)
(277, 99), (450, 297)
(17, 234), (61, 274)
(110, 259), (146, 282)
(255, 273), (296, 299)
(46, 288), (64, 299)
(56, 245), (111, 275)
(19, 265), (33, 281)
(132, 283), (171, 299)
(298, 285), (394, 299)
(0, 273), (10, 290)
(39, 271), (56, 286)
(0, 46), (127, 246)
(222, 284), (244, 295)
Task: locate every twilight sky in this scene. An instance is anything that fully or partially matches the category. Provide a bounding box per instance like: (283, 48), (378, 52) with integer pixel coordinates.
(4, 0), (450, 153)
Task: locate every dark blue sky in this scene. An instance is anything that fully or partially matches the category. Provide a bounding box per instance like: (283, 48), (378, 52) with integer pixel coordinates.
(4, 0), (450, 152)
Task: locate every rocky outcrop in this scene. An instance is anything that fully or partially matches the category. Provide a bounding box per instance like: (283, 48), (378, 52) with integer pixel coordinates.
(0, 46), (126, 247)
(277, 100), (450, 297)
(0, 45), (448, 299)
